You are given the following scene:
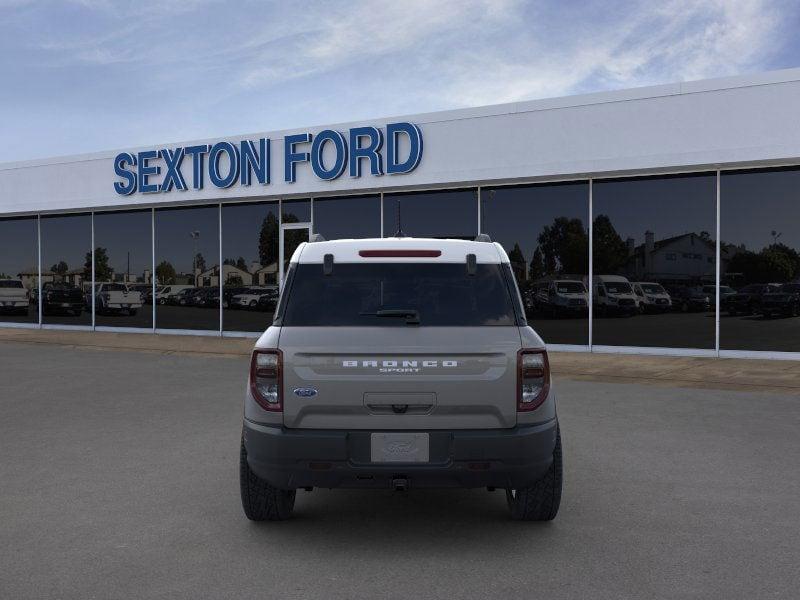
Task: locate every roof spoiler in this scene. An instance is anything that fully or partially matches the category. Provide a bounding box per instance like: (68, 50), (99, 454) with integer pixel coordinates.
(474, 234), (492, 243)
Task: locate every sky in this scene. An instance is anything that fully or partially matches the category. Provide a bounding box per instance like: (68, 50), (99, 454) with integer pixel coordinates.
(0, 0), (799, 163)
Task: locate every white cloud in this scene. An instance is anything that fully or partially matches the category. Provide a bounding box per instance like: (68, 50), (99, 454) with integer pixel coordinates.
(428, 0), (786, 107)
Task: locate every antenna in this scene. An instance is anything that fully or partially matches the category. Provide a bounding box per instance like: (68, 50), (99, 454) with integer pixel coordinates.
(394, 199), (405, 237)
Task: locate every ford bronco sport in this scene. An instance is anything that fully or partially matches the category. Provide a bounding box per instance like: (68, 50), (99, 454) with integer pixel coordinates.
(240, 236), (562, 521)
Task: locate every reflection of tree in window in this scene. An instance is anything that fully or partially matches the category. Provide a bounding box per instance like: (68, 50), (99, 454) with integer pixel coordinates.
(83, 247), (113, 282)
(258, 213), (279, 267)
(726, 243), (800, 284)
(592, 215), (628, 273)
(156, 261), (176, 284)
(537, 217), (588, 274)
(507, 243), (526, 282)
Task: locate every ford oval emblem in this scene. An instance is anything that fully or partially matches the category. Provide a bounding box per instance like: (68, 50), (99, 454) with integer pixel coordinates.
(293, 387), (318, 397)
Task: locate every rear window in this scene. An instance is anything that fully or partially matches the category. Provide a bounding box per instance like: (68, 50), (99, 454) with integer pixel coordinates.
(0, 280), (23, 288)
(282, 263), (519, 326)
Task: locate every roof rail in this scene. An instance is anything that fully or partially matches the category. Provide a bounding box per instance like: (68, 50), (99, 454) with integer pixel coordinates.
(474, 234), (492, 243)
(309, 233), (326, 243)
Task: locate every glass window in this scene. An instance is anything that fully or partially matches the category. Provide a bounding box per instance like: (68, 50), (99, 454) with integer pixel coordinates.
(383, 189), (477, 239)
(721, 167), (800, 352)
(481, 182), (589, 346)
(282, 263), (518, 327)
(93, 210), (153, 329)
(221, 202), (279, 332)
(282, 199), (310, 223)
(154, 205), (219, 331)
(40, 214), (92, 326)
(313, 195), (380, 240)
(0, 217), (38, 324)
(592, 173), (717, 349)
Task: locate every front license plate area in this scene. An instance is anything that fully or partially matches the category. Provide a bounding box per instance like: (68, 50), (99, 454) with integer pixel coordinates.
(370, 433), (429, 463)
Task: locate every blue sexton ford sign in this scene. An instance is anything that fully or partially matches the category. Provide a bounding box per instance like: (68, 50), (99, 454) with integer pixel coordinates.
(113, 122), (423, 195)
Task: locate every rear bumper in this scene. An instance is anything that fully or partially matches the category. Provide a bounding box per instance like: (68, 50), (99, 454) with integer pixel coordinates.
(242, 418), (558, 490)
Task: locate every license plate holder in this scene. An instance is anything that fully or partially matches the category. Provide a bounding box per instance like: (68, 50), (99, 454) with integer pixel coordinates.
(370, 433), (429, 463)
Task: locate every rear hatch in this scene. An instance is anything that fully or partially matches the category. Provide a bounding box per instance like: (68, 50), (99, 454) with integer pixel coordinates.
(276, 257), (524, 430)
(279, 327), (521, 429)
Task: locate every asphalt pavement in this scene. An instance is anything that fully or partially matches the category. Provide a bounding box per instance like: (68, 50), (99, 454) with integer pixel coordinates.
(0, 341), (798, 599)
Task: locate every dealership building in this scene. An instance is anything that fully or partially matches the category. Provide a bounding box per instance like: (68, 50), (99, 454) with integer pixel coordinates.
(1, 68), (800, 359)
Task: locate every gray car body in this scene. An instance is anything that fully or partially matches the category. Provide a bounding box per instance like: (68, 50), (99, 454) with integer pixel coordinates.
(244, 239), (555, 432)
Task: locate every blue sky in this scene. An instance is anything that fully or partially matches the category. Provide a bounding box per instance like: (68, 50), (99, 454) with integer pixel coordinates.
(1, 0), (799, 162)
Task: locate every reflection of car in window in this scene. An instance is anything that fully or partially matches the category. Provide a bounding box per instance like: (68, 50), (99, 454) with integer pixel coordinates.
(189, 287), (220, 308)
(169, 287), (198, 306)
(631, 282), (672, 313)
(40, 282), (85, 316)
(702, 285), (736, 305)
(589, 275), (638, 316)
(90, 283), (143, 316)
(0, 279), (30, 315)
(156, 285), (194, 305)
(758, 283), (800, 318)
(666, 286), (710, 313)
(240, 237), (562, 522)
(532, 279), (587, 318)
(127, 283), (157, 305)
(726, 283), (780, 316)
(232, 287), (276, 310)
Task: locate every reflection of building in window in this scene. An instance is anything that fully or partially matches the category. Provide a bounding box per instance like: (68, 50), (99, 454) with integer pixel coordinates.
(624, 231), (725, 284)
(195, 262), (278, 287)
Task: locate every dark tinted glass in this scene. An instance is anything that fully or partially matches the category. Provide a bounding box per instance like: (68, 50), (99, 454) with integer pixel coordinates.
(0, 217), (38, 323)
(592, 174), (717, 348)
(313, 195), (380, 239)
(155, 206), (219, 331)
(721, 168), (800, 352)
(282, 199), (310, 223)
(221, 202), (279, 332)
(283, 263), (517, 326)
(383, 189), (477, 239)
(482, 182), (589, 345)
(40, 214), (91, 325)
(93, 210), (152, 329)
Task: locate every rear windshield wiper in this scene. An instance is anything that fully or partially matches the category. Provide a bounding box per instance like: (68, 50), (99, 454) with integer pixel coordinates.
(359, 309), (420, 325)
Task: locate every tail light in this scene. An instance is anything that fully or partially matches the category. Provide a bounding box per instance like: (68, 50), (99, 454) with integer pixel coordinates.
(517, 349), (550, 411)
(250, 349), (282, 412)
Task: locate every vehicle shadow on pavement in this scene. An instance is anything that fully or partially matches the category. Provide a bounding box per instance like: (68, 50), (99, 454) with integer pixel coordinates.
(240, 488), (559, 546)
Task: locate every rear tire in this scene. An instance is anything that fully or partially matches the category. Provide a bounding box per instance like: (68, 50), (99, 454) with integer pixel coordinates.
(239, 438), (295, 521)
(506, 427), (562, 521)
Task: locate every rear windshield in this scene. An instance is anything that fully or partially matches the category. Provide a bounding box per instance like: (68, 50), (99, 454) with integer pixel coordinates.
(0, 280), (23, 288)
(282, 263), (519, 326)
